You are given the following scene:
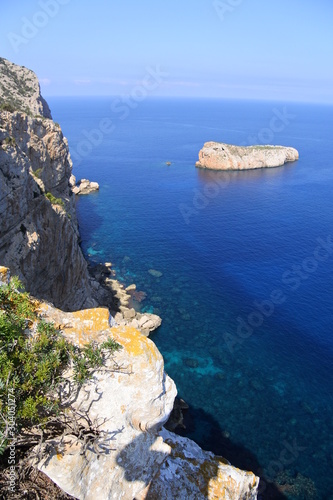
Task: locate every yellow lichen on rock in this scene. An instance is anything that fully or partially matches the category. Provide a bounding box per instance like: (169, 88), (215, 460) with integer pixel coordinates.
(37, 303), (112, 346)
(111, 325), (160, 362)
(0, 266), (10, 284)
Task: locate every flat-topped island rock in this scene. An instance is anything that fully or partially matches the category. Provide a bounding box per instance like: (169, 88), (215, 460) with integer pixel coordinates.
(196, 141), (299, 171)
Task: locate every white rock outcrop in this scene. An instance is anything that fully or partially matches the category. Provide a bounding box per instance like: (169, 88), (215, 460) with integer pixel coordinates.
(196, 142), (299, 171)
(33, 303), (259, 500)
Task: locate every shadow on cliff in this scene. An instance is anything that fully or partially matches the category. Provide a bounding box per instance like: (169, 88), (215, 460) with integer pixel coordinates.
(114, 421), (280, 499)
(115, 431), (224, 499)
(177, 407), (288, 500)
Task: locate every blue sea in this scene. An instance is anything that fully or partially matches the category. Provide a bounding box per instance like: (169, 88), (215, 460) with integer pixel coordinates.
(49, 96), (333, 499)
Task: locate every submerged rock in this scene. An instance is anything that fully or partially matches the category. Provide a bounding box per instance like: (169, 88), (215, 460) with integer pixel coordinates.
(184, 357), (199, 368)
(196, 142), (299, 171)
(148, 269), (163, 278)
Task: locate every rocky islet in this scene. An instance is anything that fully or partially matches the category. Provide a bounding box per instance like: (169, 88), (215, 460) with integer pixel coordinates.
(196, 141), (299, 171)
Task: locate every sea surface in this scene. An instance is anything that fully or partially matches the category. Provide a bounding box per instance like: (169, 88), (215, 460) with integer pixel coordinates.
(49, 96), (333, 499)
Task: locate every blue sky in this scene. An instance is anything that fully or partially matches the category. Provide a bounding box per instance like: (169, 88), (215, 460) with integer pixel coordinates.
(0, 0), (332, 103)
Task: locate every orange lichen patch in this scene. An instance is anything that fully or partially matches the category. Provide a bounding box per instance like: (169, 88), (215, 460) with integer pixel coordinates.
(37, 304), (113, 347)
(0, 266), (10, 283)
(70, 308), (111, 332)
(206, 462), (258, 499)
(110, 326), (160, 362)
(120, 405), (127, 414)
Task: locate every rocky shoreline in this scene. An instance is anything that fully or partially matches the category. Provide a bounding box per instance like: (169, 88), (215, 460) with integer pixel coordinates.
(88, 261), (162, 337)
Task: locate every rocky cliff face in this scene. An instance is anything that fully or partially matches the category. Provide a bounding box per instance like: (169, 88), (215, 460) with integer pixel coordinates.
(33, 301), (259, 500)
(196, 141), (299, 171)
(0, 60), (98, 311)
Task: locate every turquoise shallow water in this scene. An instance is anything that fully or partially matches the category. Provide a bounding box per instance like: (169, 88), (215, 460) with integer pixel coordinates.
(49, 97), (333, 499)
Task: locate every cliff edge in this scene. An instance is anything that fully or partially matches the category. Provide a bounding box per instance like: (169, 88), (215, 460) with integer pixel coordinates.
(0, 57), (51, 118)
(196, 141), (299, 171)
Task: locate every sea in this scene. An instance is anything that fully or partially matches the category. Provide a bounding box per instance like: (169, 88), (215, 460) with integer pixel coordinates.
(48, 96), (333, 499)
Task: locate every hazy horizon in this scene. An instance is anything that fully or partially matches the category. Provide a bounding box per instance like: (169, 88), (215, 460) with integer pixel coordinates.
(1, 0), (332, 104)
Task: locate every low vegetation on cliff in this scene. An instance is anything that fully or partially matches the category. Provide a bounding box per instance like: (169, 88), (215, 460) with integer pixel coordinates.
(0, 277), (122, 496)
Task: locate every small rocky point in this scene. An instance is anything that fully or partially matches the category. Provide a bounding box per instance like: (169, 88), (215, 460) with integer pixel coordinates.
(196, 141), (299, 170)
(72, 178), (100, 195)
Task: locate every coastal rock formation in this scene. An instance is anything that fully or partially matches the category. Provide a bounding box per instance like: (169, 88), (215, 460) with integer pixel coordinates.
(0, 57), (51, 118)
(196, 141), (299, 171)
(33, 301), (259, 500)
(0, 60), (99, 311)
(0, 59), (260, 499)
(89, 264), (162, 336)
(72, 178), (100, 195)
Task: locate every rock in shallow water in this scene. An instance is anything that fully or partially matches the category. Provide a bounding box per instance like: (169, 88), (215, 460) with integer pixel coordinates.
(72, 178), (99, 195)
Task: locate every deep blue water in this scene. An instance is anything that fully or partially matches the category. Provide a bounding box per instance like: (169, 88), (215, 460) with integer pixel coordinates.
(49, 97), (333, 499)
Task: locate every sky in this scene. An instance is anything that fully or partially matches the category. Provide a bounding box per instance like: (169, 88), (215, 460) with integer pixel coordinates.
(0, 0), (333, 103)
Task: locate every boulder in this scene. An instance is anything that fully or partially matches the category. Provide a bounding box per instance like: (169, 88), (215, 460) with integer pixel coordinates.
(72, 179), (99, 195)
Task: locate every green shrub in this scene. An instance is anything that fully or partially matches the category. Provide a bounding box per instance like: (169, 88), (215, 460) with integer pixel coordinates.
(0, 278), (122, 453)
(33, 168), (43, 179)
(45, 192), (65, 208)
